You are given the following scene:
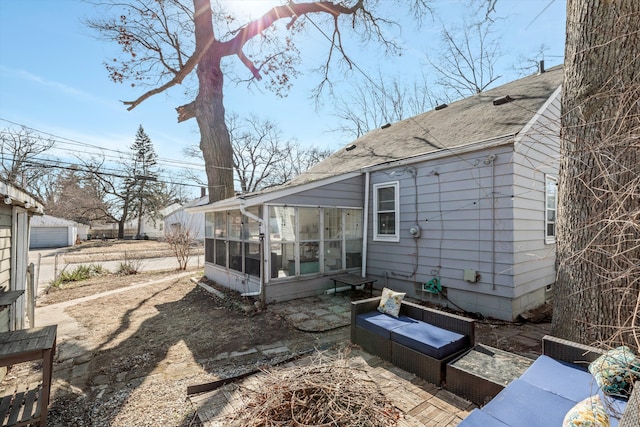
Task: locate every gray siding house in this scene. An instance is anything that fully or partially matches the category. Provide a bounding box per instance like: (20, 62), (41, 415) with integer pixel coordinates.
(189, 65), (562, 321)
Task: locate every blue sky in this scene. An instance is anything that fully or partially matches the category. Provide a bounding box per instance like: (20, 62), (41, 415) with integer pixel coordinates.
(0, 0), (566, 194)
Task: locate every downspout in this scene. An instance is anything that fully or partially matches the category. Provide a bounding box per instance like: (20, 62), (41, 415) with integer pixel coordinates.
(484, 154), (497, 290)
(240, 204), (266, 305)
(361, 172), (370, 278)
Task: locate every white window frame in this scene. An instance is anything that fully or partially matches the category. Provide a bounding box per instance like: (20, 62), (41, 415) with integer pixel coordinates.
(545, 175), (557, 244)
(373, 181), (400, 242)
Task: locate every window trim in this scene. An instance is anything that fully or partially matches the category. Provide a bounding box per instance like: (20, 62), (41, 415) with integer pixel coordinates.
(373, 181), (400, 242)
(545, 175), (557, 244)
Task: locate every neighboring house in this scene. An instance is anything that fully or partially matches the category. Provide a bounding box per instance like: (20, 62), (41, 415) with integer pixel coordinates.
(188, 65), (562, 321)
(0, 180), (43, 333)
(92, 202), (183, 240)
(164, 195), (208, 240)
(29, 215), (78, 249)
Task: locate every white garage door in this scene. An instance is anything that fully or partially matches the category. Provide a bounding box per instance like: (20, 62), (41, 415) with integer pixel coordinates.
(30, 227), (69, 249)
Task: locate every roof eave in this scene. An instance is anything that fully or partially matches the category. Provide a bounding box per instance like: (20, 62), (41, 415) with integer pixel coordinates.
(186, 171), (362, 213)
(363, 133), (517, 173)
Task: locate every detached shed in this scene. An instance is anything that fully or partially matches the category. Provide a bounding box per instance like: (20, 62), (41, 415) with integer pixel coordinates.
(0, 180), (43, 333)
(29, 215), (77, 249)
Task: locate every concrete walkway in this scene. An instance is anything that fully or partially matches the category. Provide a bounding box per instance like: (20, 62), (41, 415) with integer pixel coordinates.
(34, 271), (197, 391)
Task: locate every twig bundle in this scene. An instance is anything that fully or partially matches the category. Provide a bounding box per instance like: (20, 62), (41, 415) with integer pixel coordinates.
(220, 352), (400, 426)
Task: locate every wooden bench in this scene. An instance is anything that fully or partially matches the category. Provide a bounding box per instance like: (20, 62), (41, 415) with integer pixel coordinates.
(331, 274), (376, 296)
(0, 325), (57, 427)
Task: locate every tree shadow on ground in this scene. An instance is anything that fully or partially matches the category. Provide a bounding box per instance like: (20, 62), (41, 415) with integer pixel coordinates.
(46, 276), (315, 426)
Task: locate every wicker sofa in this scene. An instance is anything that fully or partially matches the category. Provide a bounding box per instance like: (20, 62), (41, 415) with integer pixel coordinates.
(459, 335), (639, 427)
(350, 296), (475, 385)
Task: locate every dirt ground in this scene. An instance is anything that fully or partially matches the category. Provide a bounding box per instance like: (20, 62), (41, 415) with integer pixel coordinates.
(4, 241), (552, 426)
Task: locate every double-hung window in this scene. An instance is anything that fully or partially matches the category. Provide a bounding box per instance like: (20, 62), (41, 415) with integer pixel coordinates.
(545, 175), (557, 243)
(373, 181), (400, 242)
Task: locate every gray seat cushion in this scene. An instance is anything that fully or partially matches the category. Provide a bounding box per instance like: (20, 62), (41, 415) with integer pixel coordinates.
(390, 319), (469, 359)
(355, 312), (417, 339)
(482, 379), (576, 426)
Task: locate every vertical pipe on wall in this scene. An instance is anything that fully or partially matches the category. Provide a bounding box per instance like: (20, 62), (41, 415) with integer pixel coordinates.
(489, 155), (497, 290)
(361, 172), (370, 278)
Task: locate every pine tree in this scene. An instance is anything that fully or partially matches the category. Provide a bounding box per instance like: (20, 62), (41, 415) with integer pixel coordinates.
(128, 125), (162, 238)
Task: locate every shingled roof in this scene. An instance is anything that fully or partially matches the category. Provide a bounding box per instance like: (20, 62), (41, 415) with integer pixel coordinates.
(289, 65), (563, 185)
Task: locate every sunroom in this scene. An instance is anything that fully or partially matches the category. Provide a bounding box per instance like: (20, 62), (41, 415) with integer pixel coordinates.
(206, 205), (363, 276)
(192, 174), (366, 302)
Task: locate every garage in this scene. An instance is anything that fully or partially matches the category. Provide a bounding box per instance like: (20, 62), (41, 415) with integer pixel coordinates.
(29, 215), (77, 249)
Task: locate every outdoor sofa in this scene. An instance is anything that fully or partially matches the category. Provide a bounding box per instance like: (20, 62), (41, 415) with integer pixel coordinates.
(459, 335), (640, 427)
(350, 296), (475, 385)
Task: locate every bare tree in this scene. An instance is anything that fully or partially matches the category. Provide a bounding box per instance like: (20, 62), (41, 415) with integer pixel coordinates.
(230, 114), (331, 192)
(44, 169), (108, 224)
(164, 217), (198, 270)
(230, 114), (289, 193)
(332, 14), (501, 139)
(81, 156), (136, 239)
(552, 0), (640, 349)
(332, 72), (439, 139)
(183, 113), (330, 193)
(86, 0), (432, 203)
(428, 18), (502, 99)
(0, 126), (56, 196)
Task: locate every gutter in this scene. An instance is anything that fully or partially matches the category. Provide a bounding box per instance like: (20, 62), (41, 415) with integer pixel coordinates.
(362, 133), (516, 174)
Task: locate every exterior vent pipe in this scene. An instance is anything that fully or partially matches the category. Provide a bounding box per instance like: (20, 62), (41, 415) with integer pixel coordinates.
(493, 95), (514, 106)
(538, 60), (545, 74)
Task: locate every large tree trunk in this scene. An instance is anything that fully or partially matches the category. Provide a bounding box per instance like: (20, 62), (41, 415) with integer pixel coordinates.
(193, 0), (234, 203)
(552, 0), (640, 349)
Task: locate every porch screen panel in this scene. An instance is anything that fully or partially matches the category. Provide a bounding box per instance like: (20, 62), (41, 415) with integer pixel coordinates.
(205, 213), (215, 263)
(245, 206), (261, 241)
(323, 208), (342, 271)
(214, 212), (226, 238)
(244, 243), (260, 277)
(345, 209), (363, 268)
(298, 208), (320, 275)
(205, 212), (214, 238)
(205, 238), (215, 264)
(215, 239), (226, 266)
(270, 206), (296, 277)
(228, 210), (242, 240)
(229, 241), (242, 272)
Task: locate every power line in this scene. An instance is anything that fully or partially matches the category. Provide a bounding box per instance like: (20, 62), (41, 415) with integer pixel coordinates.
(0, 117), (230, 171)
(525, 0), (556, 31)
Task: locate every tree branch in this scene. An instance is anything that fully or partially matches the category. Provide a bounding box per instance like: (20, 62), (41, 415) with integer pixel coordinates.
(176, 100), (197, 123)
(218, 1), (364, 78)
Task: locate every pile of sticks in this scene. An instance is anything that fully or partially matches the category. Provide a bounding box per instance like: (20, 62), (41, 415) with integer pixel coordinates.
(220, 352), (400, 426)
